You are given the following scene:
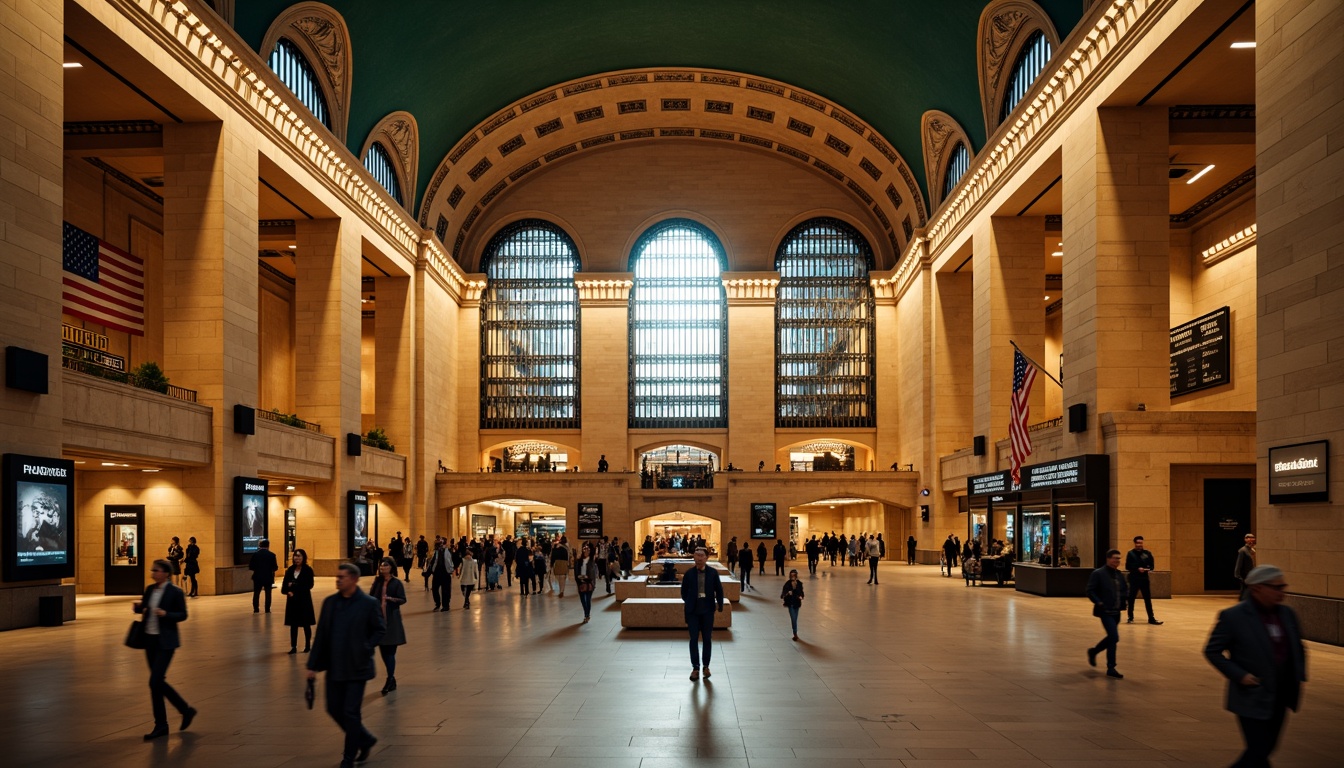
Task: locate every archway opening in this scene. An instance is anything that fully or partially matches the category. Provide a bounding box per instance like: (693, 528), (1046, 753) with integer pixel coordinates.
(453, 498), (566, 543)
(634, 510), (723, 560)
(787, 497), (903, 562)
(638, 444), (718, 489)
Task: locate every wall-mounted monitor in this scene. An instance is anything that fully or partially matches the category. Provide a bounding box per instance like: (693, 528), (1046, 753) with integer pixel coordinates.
(233, 476), (268, 564)
(348, 490), (370, 556)
(577, 503), (603, 539)
(3, 454), (75, 582)
(751, 502), (777, 539)
(1268, 440), (1329, 504)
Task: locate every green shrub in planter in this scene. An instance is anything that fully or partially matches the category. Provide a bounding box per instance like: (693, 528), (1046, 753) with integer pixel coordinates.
(365, 427), (395, 452)
(132, 361), (170, 393)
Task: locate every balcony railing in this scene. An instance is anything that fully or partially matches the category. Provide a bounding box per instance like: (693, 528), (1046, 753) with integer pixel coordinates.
(257, 408), (323, 434)
(61, 355), (197, 403)
(1028, 416), (1063, 433)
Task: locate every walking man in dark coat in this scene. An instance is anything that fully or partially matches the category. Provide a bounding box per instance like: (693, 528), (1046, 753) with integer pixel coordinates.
(307, 562), (386, 768)
(942, 535), (958, 577)
(249, 539), (279, 613)
(1234, 533), (1256, 600)
(1204, 564), (1307, 768)
(773, 539), (787, 575)
(906, 535), (917, 565)
(1125, 535), (1163, 625)
(430, 539), (454, 611)
(1086, 549), (1128, 678)
(680, 547), (724, 681)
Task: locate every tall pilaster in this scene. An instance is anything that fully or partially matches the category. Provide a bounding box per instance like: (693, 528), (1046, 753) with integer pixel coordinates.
(724, 273), (778, 470)
(374, 275), (415, 534)
(578, 274), (632, 470)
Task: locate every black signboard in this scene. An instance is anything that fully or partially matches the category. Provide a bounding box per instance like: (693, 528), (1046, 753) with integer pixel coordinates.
(1021, 457), (1086, 491)
(1171, 306), (1230, 397)
(348, 490), (370, 557)
(234, 476), (268, 564)
(751, 503), (777, 539)
(577, 503), (603, 539)
(3, 454), (76, 581)
(968, 471), (1012, 498)
(1269, 440), (1329, 504)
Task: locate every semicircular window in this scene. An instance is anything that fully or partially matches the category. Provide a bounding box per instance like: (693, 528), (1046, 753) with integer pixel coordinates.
(629, 220), (727, 429)
(362, 142), (402, 205)
(1001, 30), (1053, 122)
(943, 142), (970, 199)
(775, 218), (875, 429)
(268, 38), (330, 129)
(480, 220), (580, 429)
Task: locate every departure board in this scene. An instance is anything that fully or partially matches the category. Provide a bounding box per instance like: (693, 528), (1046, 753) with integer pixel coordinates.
(1170, 306), (1230, 397)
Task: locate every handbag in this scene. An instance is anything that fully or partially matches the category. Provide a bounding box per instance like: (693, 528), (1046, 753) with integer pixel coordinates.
(125, 619), (148, 649)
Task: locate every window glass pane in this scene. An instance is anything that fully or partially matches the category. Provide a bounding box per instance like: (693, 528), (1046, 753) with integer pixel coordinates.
(480, 221), (580, 429)
(1001, 31), (1053, 122)
(629, 221), (727, 428)
(775, 218), (875, 428)
(267, 38), (331, 129)
(943, 143), (970, 199)
(362, 142), (402, 205)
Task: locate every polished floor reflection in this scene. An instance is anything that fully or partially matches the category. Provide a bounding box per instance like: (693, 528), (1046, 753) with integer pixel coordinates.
(5, 562), (1343, 767)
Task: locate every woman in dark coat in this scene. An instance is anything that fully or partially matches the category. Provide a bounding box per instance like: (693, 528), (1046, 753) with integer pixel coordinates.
(183, 536), (201, 597)
(516, 547), (535, 597)
(619, 541), (634, 579)
(369, 556), (407, 694)
(282, 548), (316, 653)
(781, 568), (805, 641)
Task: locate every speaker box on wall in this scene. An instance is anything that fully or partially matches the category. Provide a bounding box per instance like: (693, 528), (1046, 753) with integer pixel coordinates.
(5, 346), (49, 394)
(233, 405), (256, 435)
(1068, 403), (1088, 433)
(973, 435), (986, 456)
(347, 433), (363, 456)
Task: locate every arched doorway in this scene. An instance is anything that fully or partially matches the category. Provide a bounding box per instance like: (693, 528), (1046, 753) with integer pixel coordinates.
(634, 511), (723, 559)
(450, 498), (567, 543)
(787, 497), (902, 561)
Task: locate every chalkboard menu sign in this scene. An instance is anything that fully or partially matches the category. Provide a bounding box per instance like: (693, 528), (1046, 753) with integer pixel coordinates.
(1171, 306), (1230, 397)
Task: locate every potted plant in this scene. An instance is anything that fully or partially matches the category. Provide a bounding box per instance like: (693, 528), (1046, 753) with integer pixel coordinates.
(132, 361), (170, 394)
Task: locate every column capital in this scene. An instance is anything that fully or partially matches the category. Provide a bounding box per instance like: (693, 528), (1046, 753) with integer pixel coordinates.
(576, 272), (633, 306)
(723, 271), (780, 305)
(461, 274), (487, 307)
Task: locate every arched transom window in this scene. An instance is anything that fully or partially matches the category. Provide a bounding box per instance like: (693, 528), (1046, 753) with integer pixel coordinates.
(943, 142), (970, 199)
(268, 38), (331, 129)
(362, 142), (402, 205)
(480, 220), (580, 429)
(775, 218), (875, 429)
(628, 220), (727, 429)
(1001, 31), (1052, 122)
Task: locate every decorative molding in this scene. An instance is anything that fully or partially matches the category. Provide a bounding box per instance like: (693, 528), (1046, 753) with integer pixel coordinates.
(418, 67), (926, 273)
(977, 0), (1061, 137)
(723, 272), (780, 304)
(1171, 167), (1256, 223)
(1169, 104), (1255, 120)
(920, 110), (975, 210)
(260, 2), (352, 142)
(576, 273), (634, 305)
(359, 110), (419, 210)
(64, 120), (162, 135)
(1200, 224), (1256, 266)
(83, 157), (163, 205)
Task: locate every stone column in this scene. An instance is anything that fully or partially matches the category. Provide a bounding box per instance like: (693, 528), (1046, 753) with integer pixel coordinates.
(931, 268), (973, 537)
(1255, 0), (1344, 641)
(374, 275), (415, 535)
(294, 218), (363, 559)
(414, 250), (461, 534)
(723, 273), (778, 471)
(578, 274), (632, 471)
(455, 277), (483, 473)
(162, 120), (260, 593)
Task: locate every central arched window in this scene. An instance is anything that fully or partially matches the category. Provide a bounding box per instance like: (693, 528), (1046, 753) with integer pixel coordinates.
(268, 38), (331, 129)
(628, 220), (727, 429)
(1001, 31), (1052, 122)
(943, 142), (970, 199)
(775, 218), (875, 428)
(362, 142), (402, 205)
(480, 220), (580, 429)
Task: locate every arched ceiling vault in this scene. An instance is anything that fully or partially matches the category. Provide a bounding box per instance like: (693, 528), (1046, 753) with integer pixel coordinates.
(421, 68), (926, 267)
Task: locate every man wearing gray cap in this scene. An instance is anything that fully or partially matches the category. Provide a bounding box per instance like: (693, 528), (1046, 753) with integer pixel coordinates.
(1204, 565), (1307, 768)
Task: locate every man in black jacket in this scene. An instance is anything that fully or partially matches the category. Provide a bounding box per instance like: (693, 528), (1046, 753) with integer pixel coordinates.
(1125, 535), (1163, 625)
(308, 562), (386, 768)
(249, 539), (279, 613)
(1086, 549), (1128, 679)
(1234, 533), (1256, 600)
(135, 559), (195, 740)
(805, 536), (820, 575)
(680, 547), (725, 681)
(1204, 564), (1307, 768)
(430, 540), (454, 611)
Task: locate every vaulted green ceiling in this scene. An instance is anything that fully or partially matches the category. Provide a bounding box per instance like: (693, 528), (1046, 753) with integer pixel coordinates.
(233, 1), (1081, 213)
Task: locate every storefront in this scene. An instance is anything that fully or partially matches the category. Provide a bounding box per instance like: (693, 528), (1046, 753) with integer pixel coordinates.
(966, 455), (1110, 596)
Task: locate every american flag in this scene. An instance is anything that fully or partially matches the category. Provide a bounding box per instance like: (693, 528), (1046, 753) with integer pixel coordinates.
(62, 223), (145, 336)
(1009, 349), (1037, 487)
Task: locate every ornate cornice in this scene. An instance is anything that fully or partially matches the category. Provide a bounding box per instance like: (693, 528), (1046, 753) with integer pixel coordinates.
(576, 273), (634, 305)
(722, 272), (780, 304)
(260, 2), (352, 142)
(64, 120), (162, 135)
(977, 0), (1061, 137)
(359, 110), (419, 211)
(920, 110), (975, 211)
(1200, 224), (1256, 266)
(420, 68), (927, 272)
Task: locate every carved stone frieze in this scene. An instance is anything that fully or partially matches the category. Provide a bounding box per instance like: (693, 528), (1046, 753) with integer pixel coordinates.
(920, 110), (974, 211)
(260, 2), (353, 141)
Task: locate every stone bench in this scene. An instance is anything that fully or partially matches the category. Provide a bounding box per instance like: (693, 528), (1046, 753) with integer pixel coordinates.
(613, 575), (741, 602)
(621, 598), (732, 629)
(633, 559), (730, 577)
(614, 576), (649, 601)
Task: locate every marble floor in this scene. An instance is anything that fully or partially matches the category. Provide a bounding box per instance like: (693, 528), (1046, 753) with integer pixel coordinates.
(5, 561), (1343, 768)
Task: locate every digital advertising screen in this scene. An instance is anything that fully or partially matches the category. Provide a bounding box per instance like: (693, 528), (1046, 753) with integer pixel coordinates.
(3, 454), (76, 581)
(233, 476), (268, 564)
(577, 503), (603, 539)
(751, 502), (777, 539)
(348, 490), (370, 556)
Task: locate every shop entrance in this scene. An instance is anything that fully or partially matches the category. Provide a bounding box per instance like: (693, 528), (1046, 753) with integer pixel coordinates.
(1204, 478), (1253, 591)
(635, 512), (722, 559)
(104, 505), (144, 595)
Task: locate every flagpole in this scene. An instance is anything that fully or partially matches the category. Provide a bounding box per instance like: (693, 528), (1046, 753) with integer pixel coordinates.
(1010, 340), (1062, 388)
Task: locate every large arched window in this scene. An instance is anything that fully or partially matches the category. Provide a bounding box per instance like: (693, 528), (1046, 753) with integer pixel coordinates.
(362, 142), (402, 205)
(480, 220), (580, 429)
(775, 218), (875, 428)
(629, 220), (728, 429)
(942, 142), (970, 200)
(1001, 31), (1052, 122)
(268, 38), (331, 129)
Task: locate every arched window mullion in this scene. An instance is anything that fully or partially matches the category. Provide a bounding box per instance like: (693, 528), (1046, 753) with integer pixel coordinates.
(267, 38), (330, 129)
(1001, 30), (1053, 123)
(943, 142), (970, 199)
(362, 142), (402, 205)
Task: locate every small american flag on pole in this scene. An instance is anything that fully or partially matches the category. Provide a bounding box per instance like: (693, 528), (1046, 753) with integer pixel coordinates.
(62, 222), (145, 336)
(1009, 348), (1037, 487)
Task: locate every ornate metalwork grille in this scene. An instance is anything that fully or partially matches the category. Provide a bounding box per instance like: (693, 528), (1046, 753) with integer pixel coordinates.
(268, 38), (331, 129)
(1001, 31), (1053, 122)
(363, 142), (402, 205)
(775, 218), (875, 428)
(480, 220), (580, 429)
(943, 142), (970, 199)
(628, 220), (727, 429)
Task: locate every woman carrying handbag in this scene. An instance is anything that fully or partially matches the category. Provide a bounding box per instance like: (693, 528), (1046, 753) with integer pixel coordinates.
(282, 548), (316, 653)
(132, 559), (196, 740)
(781, 569), (805, 641)
(574, 544), (597, 623)
(370, 557), (407, 694)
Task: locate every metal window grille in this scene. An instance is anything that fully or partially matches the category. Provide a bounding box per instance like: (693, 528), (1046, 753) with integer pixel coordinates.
(1001, 31), (1053, 123)
(943, 142), (970, 199)
(480, 220), (580, 429)
(628, 220), (728, 429)
(775, 218), (875, 428)
(268, 38), (331, 129)
(363, 142), (402, 205)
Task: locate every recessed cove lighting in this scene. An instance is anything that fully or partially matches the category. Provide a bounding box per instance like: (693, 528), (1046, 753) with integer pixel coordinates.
(1230, 41), (1255, 49)
(285, 485), (296, 491)
(1045, 295), (1051, 301)
(101, 462), (118, 466)
(63, 62), (83, 69)
(142, 469), (160, 473)
(287, 244), (297, 249)
(1052, 251), (1063, 257)
(1186, 164), (1215, 185)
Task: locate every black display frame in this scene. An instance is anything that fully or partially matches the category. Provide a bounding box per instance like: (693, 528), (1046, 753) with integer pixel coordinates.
(577, 503), (603, 539)
(1170, 305), (1231, 397)
(3, 454), (76, 582)
(750, 502), (777, 539)
(1268, 440), (1330, 504)
(348, 490), (370, 557)
(233, 476), (268, 565)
